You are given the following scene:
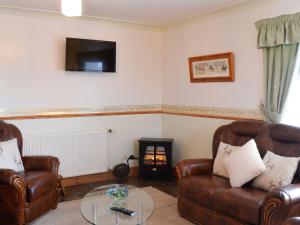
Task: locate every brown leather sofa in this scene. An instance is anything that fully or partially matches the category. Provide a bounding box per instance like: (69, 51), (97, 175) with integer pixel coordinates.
(176, 120), (300, 225)
(283, 218), (300, 225)
(0, 121), (60, 225)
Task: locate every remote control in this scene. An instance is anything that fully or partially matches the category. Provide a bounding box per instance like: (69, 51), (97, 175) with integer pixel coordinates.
(110, 207), (135, 216)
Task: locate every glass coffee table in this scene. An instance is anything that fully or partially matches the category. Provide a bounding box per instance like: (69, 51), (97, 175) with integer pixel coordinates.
(80, 184), (155, 225)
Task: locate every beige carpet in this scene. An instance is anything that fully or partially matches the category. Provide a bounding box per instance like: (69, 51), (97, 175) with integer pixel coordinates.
(30, 187), (193, 225)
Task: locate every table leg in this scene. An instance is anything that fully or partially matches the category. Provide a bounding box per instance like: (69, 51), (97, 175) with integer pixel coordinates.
(115, 212), (120, 225)
(137, 202), (143, 225)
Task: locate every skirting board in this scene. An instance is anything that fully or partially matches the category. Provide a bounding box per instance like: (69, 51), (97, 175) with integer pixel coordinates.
(61, 166), (139, 187)
(61, 166), (178, 188)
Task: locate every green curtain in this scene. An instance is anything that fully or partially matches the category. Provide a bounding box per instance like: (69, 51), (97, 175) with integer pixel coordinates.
(256, 13), (300, 123)
(256, 13), (300, 48)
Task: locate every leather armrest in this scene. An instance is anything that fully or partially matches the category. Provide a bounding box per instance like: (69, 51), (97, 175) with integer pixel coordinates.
(261, 184), (300, 225)
(0, 169), (26, 225)
(0, 169), (24, 185)
(176, 159), (213, 180)
(283, 218), (300, 225)
(22, 156), (60, 175)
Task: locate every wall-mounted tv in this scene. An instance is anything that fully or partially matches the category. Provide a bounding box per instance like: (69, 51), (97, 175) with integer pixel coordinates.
(65, 38), (116, 72)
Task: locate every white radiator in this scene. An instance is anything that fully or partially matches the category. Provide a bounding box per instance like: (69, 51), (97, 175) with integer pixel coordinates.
(23, 130), (108, 178)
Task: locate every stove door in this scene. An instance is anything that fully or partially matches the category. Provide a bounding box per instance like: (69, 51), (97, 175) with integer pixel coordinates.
(143, 146), (155, 165)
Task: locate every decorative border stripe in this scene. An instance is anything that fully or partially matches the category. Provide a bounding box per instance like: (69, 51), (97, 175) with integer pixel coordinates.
(162, 112), (261, 121)
(0, 111), (162, 121)
(0, 104), (263, 121)
(161, 105), (263, 120)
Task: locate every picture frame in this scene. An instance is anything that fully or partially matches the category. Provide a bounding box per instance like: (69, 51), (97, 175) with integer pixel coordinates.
(188, 52), (234, 83)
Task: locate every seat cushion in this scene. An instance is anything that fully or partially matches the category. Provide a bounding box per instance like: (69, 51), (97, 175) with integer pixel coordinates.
(180, 175), (231, 208)
(24, 171), (57, 202)
(213, 187), (266, 225)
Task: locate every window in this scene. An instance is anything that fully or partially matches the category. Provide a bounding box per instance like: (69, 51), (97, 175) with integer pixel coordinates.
(281, 48), (300, 127)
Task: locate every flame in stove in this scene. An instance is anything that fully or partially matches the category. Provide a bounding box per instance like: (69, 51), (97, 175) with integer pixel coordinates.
(144, 154), (167, 165)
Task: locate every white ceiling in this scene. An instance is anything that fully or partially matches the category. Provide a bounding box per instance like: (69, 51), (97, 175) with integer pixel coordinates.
(0, 0), (249, 26)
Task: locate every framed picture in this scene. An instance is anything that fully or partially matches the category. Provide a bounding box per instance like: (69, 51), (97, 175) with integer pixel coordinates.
(188, 52), (234, 83)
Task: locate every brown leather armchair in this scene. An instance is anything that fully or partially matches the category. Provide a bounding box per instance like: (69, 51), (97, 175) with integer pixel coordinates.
(176, 121), (300, 225)
(0, 121), (60, 225)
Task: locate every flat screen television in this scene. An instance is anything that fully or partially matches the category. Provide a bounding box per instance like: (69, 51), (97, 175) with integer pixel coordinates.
(65, 38), (116, 72)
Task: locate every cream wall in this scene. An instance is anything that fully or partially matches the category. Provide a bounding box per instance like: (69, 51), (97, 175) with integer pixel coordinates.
(161, 0), (300, 163)
(0, 12), (162, 109)
(162, 115), (231, 163)
(0, 10), (162, 168)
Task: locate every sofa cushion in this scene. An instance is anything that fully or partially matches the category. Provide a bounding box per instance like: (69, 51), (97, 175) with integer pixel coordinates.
(253, 151), (300, 191)
(230, 121), (264, 137)
(223, 139), (266, 187)
(180, 175), (231, 208)
(213, 188), (266, 225)
(213, 141), (241, 178)
(0, 138), (24, 172)
(24, 171), (57, 202)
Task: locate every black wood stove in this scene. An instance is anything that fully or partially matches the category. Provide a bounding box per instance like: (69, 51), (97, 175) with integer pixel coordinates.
(138, 138), (173, 179)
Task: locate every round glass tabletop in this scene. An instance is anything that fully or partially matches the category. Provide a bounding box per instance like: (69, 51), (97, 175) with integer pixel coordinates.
(80, 184), (155, 225)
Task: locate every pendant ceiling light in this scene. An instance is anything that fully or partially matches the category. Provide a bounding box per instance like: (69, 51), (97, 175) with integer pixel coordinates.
(61, 0), (82, 17)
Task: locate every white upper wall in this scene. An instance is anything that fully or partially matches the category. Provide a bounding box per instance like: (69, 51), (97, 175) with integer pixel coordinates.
(0, 12), (162, 110)
(0, 0), (299, 111)
(162, 0), (300, 109)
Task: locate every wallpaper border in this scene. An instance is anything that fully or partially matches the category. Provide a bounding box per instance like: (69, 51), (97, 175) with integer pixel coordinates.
(0, 104), (263, 121)
(161, 104), (263, 120)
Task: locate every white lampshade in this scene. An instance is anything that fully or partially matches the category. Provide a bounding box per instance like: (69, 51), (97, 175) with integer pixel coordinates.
(61, 0), (82, 17)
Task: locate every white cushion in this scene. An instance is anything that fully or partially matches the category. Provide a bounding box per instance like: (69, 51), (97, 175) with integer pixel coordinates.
(223, 139), (266, 187)
(252, 151), (300, 191)
(213, 142), (241, 178)
(0, 138), (24, 172)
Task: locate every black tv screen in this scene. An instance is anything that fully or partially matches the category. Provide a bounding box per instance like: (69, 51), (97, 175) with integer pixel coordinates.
(65, 38), (116, 72)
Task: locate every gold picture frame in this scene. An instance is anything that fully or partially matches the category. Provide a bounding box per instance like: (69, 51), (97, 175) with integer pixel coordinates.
(188, 52), (234, 83)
